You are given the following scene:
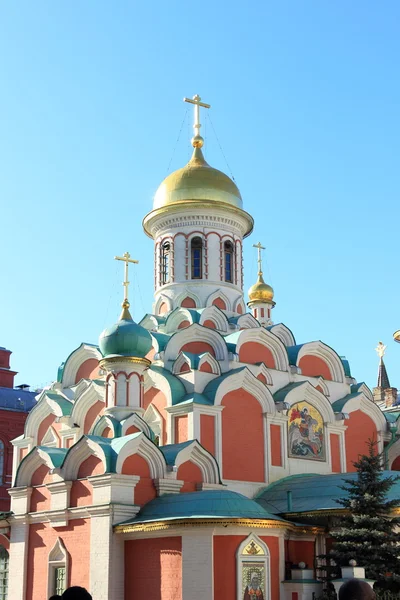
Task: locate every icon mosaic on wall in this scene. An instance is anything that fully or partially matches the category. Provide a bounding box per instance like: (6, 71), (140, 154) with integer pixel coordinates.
(288, 401), (325, 460)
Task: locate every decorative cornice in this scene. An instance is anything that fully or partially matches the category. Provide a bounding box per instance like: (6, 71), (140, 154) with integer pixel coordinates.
(99, 356), (151, 369)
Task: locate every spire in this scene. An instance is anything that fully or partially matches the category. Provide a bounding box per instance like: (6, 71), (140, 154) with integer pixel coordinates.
(375, 341), (390, 388)
(183, 94), (210, 149)
(114, 251), (138, 321)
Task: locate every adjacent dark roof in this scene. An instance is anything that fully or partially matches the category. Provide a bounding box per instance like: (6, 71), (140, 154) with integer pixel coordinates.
(378, 358), (391, 389)
(0, 387), (36, 412)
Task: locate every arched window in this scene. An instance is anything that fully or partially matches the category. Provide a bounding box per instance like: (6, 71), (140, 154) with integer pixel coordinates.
(224, 241), (234, 282)
(161, 242), (170, 285)
(191, 237), (203, 279)
(0, 546), (9, 600)
(0, 441), (4, 484)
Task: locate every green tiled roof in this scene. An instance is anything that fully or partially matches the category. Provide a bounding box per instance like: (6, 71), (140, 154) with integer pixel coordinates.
(286, 344), (304, 365)
(331, 393), (361, 413)
(203, 368), (247, 403)
(256, 471), (400, 515)
(340, 356), (352, 378)
(150, 332), (171, 351)
(159, 441), (194, 465)
(37, 446), (68, 468)
(273, 382), (306, 404)
(176, 393), (213, 406)
(116, 490), (287, 526)
(45, 392), (73, 416)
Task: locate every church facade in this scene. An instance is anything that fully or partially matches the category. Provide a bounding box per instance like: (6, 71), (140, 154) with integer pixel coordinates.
(3, 96), (399, 600)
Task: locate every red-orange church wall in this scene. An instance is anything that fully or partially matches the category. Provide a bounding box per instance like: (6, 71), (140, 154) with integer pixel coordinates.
(181, 341), (216, 356)
(221, 390), (264, 482)
(26, 519), (90, 600)
(239, 342), (276, 369)
(391, 455), (400, 470)
(37, 413), (56, 446)
(144, 387), (167, 445)
(125, 537), (182, 600)
(121, 454), (156, 506)
(270, 424), (282, 467)
(298, 356), (332, 380)
(330, 434), (341, 473)
(286, 539), (315, 569)
(83, 400), (104, 434)
(203, 319), (216, 329)
(213, 536), (280, 600)
(75, 358), (99, 383)
(345, 410), (377, 472)
(30, 465), (52, 512)
(177, 461), (203, 493)
(175, 415), (188, 444)
(200, 414), (215, 456)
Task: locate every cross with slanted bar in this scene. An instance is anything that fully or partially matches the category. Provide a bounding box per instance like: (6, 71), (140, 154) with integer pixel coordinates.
(253, 242), (265, 275)
(183, 94), (211, 138)
(114, 252), (139, 305)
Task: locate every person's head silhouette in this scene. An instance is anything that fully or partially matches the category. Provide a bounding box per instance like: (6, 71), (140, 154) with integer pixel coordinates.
(62, 587), (92, 600)
(339, 579), (376, 600)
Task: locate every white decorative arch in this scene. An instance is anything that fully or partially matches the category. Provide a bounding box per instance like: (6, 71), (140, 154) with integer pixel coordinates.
(165, 308), (196, 333)
(144, 368), (184, 408)
(206, 289), (231, 311)
(199, 306), (229, 332)
(296, 341), (346, 383)
(174, 440), (220, 483)
(15, 447), (59, 487)
(254, 364), (273, 386)
(154, 294), (173, 315)
(143, 404), (164, 443)
(353, 383), (373, 401)
(121, 413), (154, 439)
(91, 415), (118, 437)
(280, 382), (336, 424)
(236, 314), (260, 330)
(234, 297), (246, 315)
(174, 289), (202, 310)
(48, 538), (69, 598)
(236, 328), (289, 372)
(164, 324), (229, 363)
(267, 324), (296, 347)
(70, 383), (104, 432)
(237, 534), (271, 600)
(41, 427), (59, 448)
(24, 392), (72, 444)
(61, 437), (107, 481)
(213, 368), (276, 414)
(198, 353), (221, 375)
(115, 433), (166, 478)
(61, 343), (102, 388)
(139, 314), (161, 331)
(314, 377), (330, 397)
(336, 393), (387, 433)
(172, 352), (192, 375)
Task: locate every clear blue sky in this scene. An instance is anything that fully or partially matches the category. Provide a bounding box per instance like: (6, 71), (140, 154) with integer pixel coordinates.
(1, 1), (399, 390)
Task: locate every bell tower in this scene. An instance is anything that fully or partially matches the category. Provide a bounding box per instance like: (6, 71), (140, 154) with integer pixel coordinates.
(142, 94), (254, 316)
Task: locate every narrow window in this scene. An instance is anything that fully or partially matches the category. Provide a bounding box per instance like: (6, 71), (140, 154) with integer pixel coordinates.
(224, 241), (234, 283)
(0, 441), (4, 484)
(0, 546), (9, 600)
(161, 242), (170, 284)
(191, 237), (203, 279)
(54, 566), (66, 596)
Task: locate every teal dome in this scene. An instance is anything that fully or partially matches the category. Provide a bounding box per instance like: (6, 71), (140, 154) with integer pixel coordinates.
(99, 307), (152, 359)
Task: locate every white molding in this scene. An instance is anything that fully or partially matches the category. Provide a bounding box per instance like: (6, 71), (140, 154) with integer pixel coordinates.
(237, 534), (271, 600)
(115, 433), (166, 479)
(296, 341), (345, 383)
(47, 537), (69, 597)
(213, 367), (276, 414)
(164, 323), (229, 363)
(61, 344), (102, 388)
(235, 327), (289, 372)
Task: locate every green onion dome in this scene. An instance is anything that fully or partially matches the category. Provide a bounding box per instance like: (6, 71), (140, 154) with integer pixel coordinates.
(99, 302), (152, 359)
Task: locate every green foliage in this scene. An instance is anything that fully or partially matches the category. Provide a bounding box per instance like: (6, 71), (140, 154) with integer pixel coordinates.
(329, 439), (400, 581)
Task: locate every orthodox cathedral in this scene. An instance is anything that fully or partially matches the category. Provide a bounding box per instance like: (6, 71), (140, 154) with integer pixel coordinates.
(3, 96), (400, 600)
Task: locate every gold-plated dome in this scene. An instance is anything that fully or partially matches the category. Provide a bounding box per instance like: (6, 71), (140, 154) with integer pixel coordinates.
(153, 147), (243, 209)
(248, 273), (275, 304)
(394, 330), (400, 343)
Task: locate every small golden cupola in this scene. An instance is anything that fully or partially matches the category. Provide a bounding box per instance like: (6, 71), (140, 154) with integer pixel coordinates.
(247, 242), (275, 326)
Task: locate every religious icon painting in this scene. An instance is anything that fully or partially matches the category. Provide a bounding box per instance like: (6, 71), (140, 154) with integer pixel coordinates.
(242, 562), (265, 600)
(288, 401), (325, 461)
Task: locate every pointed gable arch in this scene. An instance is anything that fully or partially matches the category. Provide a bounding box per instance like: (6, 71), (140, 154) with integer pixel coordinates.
(236, 328), (289, 371)
(199, 306), (229, 332)
(198, 353), (221, 375)
(295, 341), (346, 383)
(173, 440), (221, 484)
(25, 391), (73, 445)
(332, 392), (387, 432)
(92, 415), (119, 438)
(145, 366), (186, 407)
(267, 323), (296, 347)
(15, 446), (67, 487)
(165, 307), (198, 333)
(175, 290), (201, 310)
(236, 314), (260, 330)
(314, 377), (330, 397)
(143, 404), (164, 444)
(70, 381), (105, 433)
(207, 368), (276, 414)
(121, 413), (155, 439)
(255, 364), (273, 386)
(115, 433), (166, 478)
(139, 314), (162, 332)
(234, 297), (246, 315)
(60, 343), (102, 388)
(237, 534), (271, 600)
(164, 324), (228, 363)
(155, 294), (173, 316)
(61, 437), (108, 481)
(275, 381), (335, 424)
(206, 289), (231, 311)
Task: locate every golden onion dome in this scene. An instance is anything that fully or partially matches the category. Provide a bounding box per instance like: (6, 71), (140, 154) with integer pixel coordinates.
(394, 330), (400, 343)
(248, 273), (275, 304)
(153, 145), (243, 209)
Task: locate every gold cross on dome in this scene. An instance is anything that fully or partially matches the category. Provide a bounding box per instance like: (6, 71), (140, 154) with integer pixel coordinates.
(375, 341), (387, 359)
(183, 94), (211, 139)
(253, 242), (266, 275)
(114, 251), (139, 306)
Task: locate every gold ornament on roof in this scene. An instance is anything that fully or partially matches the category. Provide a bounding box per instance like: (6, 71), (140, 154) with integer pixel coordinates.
(375, 341), (387, 359)
(394, 331), (400, 344)
(248, 242), (275, 305)
(114, 251), (139, 319)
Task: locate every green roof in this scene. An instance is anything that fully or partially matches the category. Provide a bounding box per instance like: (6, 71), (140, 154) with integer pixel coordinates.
(273, 382), (306, 404)
(150, 366), (186, 405)
(116, 490), (287, 526)
(44, 392), (73, 416)
(256, 471), (400, 515)
(37, 446), (68, 468)
(159, 441), (194, 465)
(203, 368), (247, 403)
(150, 332), (171, 351)
(340, 356), (352, 378)
(331, 393), (361, 413)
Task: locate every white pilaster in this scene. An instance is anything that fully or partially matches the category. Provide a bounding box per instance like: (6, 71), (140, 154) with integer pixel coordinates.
(8, 516), (30, 600)
(182, 530), (214, 600)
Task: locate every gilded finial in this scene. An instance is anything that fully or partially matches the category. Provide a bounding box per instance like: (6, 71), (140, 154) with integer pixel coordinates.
(253, 241), (266, 277)
(114, 252), (139, 319)
(394, 331), (400, 344)
(183, 94), (210, 148)
(375, 341), (387, 360)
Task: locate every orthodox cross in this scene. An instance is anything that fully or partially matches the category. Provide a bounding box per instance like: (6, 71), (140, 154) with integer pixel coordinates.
(114, 252), (139, 306)
(253, 242), (265, 275)
(183, 94), (211, 138)
(375, 341), (387, 360)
